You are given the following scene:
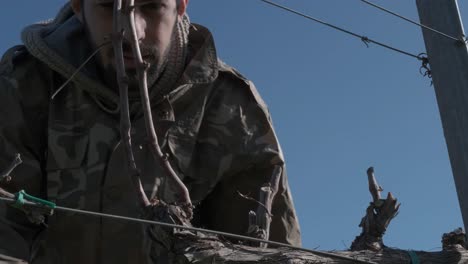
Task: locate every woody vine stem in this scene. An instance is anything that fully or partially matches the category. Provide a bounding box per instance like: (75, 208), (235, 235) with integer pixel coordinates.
(112, 0), (192, 212)
(112, 0), (149, 207)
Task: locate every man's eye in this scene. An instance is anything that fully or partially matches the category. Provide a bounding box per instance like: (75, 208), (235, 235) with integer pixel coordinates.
(98, 3), (114, 9)
(144, 3), (165, 10)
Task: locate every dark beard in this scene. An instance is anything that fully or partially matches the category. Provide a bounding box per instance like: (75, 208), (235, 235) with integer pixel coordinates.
(82, 19), (173, 97)
(98, 42), (170, 99)
(81, 12), (179, 100)
(124, 43), (171, 96)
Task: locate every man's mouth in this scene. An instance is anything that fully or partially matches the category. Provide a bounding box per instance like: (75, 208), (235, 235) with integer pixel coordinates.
(122, 54), (152, 69)
(123, 55), (137, 69)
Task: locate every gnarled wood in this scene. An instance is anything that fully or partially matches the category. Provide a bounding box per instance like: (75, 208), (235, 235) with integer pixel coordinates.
(143, 228), (468, 264)
(351, 167), (400, 251)
(180, 237), (468, 264)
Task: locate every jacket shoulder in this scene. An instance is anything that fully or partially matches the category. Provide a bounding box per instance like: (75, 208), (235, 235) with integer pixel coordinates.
(0, 45), (53, 96)
(216, 59), (250, 86)
(216, 59), (269, 112)
(0, 45), (30, 75)
(0, 45), (52, 118)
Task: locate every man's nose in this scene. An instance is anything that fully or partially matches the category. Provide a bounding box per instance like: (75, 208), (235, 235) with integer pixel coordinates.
(124, 10), (147, 43)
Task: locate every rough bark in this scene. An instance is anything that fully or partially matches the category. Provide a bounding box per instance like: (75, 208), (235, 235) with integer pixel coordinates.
(144, 228), (468, 264)
(180, 240), (468, 264)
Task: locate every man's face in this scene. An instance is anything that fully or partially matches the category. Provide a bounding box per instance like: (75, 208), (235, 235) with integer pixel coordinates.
(73, 0), (183, 89)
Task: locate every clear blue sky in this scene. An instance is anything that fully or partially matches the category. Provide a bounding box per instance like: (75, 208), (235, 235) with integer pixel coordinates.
(1, 0), (467, 252)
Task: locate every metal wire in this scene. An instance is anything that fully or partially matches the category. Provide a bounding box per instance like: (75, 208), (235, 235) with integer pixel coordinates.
(359, 0), (464, 43)
(0, 196), (377, 264)
(259, 0), (423, 61)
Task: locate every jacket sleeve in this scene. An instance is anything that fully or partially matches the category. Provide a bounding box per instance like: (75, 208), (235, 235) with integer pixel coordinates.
(191, 72), (302, 246)
(0, 48), (49, 261)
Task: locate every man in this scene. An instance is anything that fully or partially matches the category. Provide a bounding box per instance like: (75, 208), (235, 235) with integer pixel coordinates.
(0, 0), (301, 263)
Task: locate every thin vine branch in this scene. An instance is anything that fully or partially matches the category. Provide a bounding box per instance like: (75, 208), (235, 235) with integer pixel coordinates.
(0, 164), (16, 201)
(0, 188), (15, 199)
(113, 0), (150, 207)
(367, 167), (382, 204)
(244, 166), (282, 248)
(124, 0), (192, 213)
(0, 154), (22, 183)
(237, 191), (272, 217)
(50, 41), (111, 100)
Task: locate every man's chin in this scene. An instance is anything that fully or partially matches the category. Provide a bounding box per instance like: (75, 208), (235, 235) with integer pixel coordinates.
(127, 75), (140, 89)
(123, 57), (139, 70)
(125, 68), (137, 76)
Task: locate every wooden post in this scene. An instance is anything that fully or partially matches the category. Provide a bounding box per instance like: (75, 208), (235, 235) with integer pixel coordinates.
(416, 0), (468, 234)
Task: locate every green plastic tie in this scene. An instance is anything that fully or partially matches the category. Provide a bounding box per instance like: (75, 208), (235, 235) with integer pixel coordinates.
(13, 190), (56, 209)
(408, 250), (420, 264)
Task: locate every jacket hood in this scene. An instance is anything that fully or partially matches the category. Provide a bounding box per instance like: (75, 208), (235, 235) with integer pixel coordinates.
(21, 3), (220, 113)
(21, 4), (120, 112)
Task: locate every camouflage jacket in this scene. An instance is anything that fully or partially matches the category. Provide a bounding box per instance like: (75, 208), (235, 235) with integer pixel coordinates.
(0, 4), (301, 264)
